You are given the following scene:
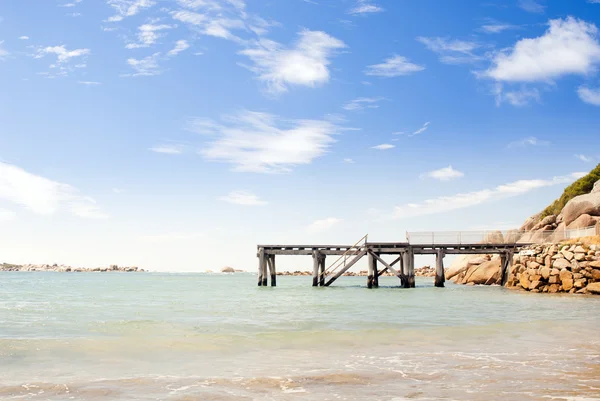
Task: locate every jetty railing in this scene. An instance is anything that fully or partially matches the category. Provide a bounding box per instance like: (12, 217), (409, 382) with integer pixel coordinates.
(321, 234), (368, 279)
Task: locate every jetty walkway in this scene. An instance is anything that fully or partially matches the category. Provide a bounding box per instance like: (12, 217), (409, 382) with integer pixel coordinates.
(257, 231), (538, 288)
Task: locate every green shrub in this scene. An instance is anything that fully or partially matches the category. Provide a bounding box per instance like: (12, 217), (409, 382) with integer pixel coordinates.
(540, 163), (600, 219)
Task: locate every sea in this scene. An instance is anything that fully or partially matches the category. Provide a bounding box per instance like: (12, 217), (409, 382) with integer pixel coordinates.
(1, 272), (599, 401)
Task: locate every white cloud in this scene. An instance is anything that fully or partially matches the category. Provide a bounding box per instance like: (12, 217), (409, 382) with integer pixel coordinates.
(343, 158), (355, 164)
(483, 17), (600, 82)
(126, 52), (161, 76)
(19, 36), (29, 40)
(393, 172), (582, 219)
(0, 41), (7, 58)
(480, 23), (517, 34)
(239, 30), (346, 94)
(577, 86), (600, 105)
(167, 40), (190, 57)
(149, 144), (184, 154)
(0, 208), (17, 222)
(0, 162), (107, 219)
(365, 55), (424, 77)
(61, 0), (82, 7)
(507, 136), (549, 148)
(417, 37), (482, 64)
(189, 110), (339, 173)
(411, 121), (430, 136)
(171, 9), (247, 42)
(342, 97), (384, 111)
(494, 84), (540, 106)
(422, 166), (464, 181)
(218, 190), (267, 205)
(307, 217), (342, 232)
(78, 81), (101, 85)
(348, 0), (383, 15)
(518, 0), (545, 13)
(372, 144), (395, 150)
(36, 45), (90, 63)
(575, 154), (594, 162)
(126, 24), (172, 49)
(106, 0), (155, 22)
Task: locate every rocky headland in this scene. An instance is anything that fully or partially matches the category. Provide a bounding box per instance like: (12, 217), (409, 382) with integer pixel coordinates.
(447, 165), (600, 294)
(1, 263), (144, 272)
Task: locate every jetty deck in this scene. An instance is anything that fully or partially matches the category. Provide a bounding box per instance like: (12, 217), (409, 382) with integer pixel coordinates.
(257, 231), (533, 289)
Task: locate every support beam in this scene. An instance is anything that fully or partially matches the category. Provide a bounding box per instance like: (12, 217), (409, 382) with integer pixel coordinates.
(268, 255), (277, 287)
(407, 248), (415, 288)
(435, 249), (445, 288)
(401, 252), (410, 288)
(500, 251), (513, 286)
(319, 255), (326, 287)
(367, 252), (375, 289)
(373, 254), (379, 288)
(312, 251), (321, 287)
(258, 247), (265, 287)
(368, 251), (406, 283)
(325, 250), (367, 287)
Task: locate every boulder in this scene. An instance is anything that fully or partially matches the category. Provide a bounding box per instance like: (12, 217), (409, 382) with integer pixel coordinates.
(593, 179), (600, 194)
(591, 269), (600, 280)
(590, 260), (600, 268)
(586, 282), (600, 294)
(446, 255), (487, 280)
(559, 269), (573, 282)
(540, 266), (551, 280)
(562, 279), (574, 291)
(548, 284), (560, 293)
(562, 192), (600, 226)
(553, 258), (571, 269)
(221, 267), (235, 273)
(520, 274), (531, 289)
(462, 258), (501, 285)
(567, 214), (599, 230)
(561, 250), (574, 261)
(520, 212), (542, 231)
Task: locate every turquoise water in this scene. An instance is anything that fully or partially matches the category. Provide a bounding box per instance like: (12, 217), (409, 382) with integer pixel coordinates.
(1, 272), (600, 400)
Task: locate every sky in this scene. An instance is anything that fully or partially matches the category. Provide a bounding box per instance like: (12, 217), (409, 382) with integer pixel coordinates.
(1, 0), (600, 272)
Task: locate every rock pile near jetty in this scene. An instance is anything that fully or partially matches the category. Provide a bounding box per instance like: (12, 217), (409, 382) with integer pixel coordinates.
(1, 263), (144, 272)
(506, 242), (600, 294)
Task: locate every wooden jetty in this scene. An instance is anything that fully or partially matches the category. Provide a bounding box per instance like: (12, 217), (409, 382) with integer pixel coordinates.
(257, 231), (530, 288)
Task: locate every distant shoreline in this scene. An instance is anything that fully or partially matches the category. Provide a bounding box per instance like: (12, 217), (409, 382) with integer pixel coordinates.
(1, 263), (144, 273)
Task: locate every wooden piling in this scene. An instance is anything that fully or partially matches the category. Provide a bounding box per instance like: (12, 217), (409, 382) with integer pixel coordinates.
(367, 251), (375, 288)
(435, 249), (445, 288)
(258, 247), (265, 287)
(312, 251), (320, 287)
(373, 254), (379, 288)
(319, 255), (326, 286)
(268, 255), (277, 287)
(408, 248), (416, 288)
(500, 251), (513, 286)
(401, 252), (410, 288)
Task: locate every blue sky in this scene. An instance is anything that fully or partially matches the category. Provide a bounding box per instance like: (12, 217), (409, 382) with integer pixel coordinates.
(1, 0), (600, 272)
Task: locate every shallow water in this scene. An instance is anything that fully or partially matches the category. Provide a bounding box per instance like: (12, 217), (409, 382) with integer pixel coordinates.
(1, 272), (599, 400)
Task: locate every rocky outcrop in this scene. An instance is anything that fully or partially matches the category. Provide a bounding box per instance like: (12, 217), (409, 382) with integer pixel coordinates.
(221, 266), (235, 273)
(1, 263), (144, 272)
(562, 192), (600, 226)
(447, 255), (501, 285)
(505, 243), (600, 294)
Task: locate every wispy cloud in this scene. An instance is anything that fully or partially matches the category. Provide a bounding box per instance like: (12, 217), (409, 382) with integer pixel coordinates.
(343, 158), (355, 164)
(307, 217), (342, 232)
(411, 121), (430, 136)
(238, 29), (346, 94)
(0, 161), (107, 219)
(189, 110), (340, 173)
(342, 97), (384, 111)
(372, 144), (395, 150)
(149, 144), (185, 154)
(78, 81), (101, 85)
(507, 136), (549, 148)
(348, 0), (384, 15)
(218, 190), (267, 205)
(417, 37), (483, 64)
(575, 154), (594, 162)
(167, 40), (190, 57)
(494, 84), (540, 106)
(578, 86), (600, 106)
(518, 0), (545, 13)
(19, 36), (29, 40)
(33, 44), (90, 77)
(482, 17), (600, 82)
(60, 0), (82, 7)
(126, 52), (161, 76)
(393, 172), (584, 219)
(365, 55), (424, 77)
(480, 21), (518, 34)
(421, 165), (464, 181)
(106, 0), (155, 22)
(126, 23), (172, 49)
(0, 41), (8, 58)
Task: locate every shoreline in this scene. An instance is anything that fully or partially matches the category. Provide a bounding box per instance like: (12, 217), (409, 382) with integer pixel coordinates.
(1, 263), (145, 273)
